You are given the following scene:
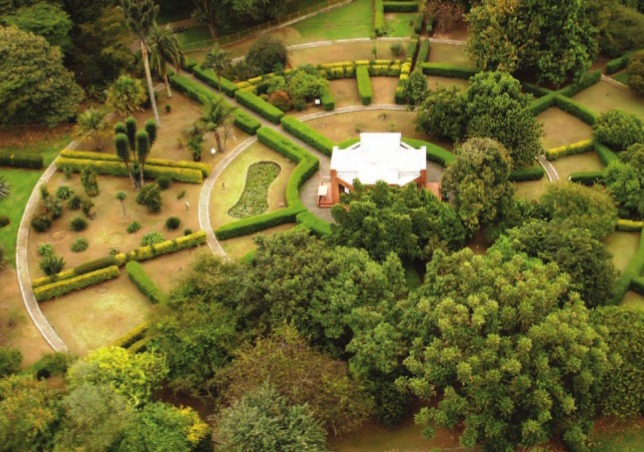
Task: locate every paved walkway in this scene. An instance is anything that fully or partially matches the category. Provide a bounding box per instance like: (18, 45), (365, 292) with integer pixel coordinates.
(536, 155), (559, 182)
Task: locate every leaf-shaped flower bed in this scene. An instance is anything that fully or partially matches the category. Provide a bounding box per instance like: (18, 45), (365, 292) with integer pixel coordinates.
(228, 161), (281, 218)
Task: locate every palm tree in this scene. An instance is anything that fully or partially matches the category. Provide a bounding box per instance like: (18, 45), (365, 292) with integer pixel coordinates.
(74, 108), (110, 150)
(149, 24), (185, 98)
(121, 0), (161, 126)
(106, 75), (147, 118)
(201, 45), (231, 93)
(200, 97), (233, 153)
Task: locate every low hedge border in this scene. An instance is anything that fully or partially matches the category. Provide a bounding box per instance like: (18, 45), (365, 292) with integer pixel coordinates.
(110, 321), (149, 349)
(605, 50), (637, 75)
(34, 265), (120, 302)
(545, 139), (595, 160)
(569, 170), (605, 185)
(384, 1), (418, 13)
(0, 149), (44, 169)
(595, 142), (619, 166)
(528, 93), (556, 116)
(553, 95), (598, 125)
(523, 83), (553, 98)
(320, 89), (335, 111)
(215, 207), (300, 240)
(616, 218), (644, 232)
(126, 261), (164, 304)
(557, 71), (601, 98)
(32, 232), (207, 287)
(420, 62), (478, 79)
(192, 65), (238, 97)
(128, 337), (151, 354)
(508, 166), (546, 182)
(281, 116), (335, 156)
(234, 90), (284, 124)
(60, 149), (209, 177)
(296, 211), (331, 236)
(417, 39), (430, 64)
(614, 232), (644, 304)
(356, 66), (373, 105)
(55, 157), (204, 184)
(374, 0), (385, 35)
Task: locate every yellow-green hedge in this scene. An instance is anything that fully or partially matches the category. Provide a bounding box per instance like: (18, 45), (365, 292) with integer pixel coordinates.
(110, 321), (149, 348)
(545, 140), (595, 160)
(34, 266), (120, 302)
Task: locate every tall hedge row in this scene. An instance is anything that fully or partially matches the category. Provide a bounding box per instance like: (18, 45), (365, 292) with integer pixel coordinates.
(356, 66), (373, 105)
(281, 116), (335, 156)
(215, 207), (300, 240)
(234, 90), (284, 124)
(34, 265), (120, 302)
(528, 93), (556, 116)
(125, 261), (164, 304)
(569, 170), (605, 185)
(417, 39), (430, 64)
(595, 142), (619, 166)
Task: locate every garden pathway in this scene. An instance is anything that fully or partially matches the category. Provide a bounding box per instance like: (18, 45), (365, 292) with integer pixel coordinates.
(536, 155), (559, 182)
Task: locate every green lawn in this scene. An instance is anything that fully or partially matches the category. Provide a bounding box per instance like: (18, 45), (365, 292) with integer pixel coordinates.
(385, 13), (418, 38)
(613, 71), (629, 84)
(292, 0), (372, 41)
(0, 135), (68, 265)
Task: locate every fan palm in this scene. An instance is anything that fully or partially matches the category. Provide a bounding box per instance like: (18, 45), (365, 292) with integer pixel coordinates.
(149, 24), (185, 98)
(200, 97), (233, 153)
(74, 108), (110, 150)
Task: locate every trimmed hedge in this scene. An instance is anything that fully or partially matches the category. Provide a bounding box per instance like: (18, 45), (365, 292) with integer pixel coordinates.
(320, 89), (335, 111)
(417, 39), (430, 64)
(110, 321), (148, 349)
(413, 14), (424, 34)
(523, 83), (553, 97)
(406, 39), (418, 62)
(605, 51), (635, 75)
(384, 1), (418, 12)
(55, 157), (203, 184)
(402, 138), (454, 167)
(528, 93), (556, 116)
(33, 256), (118, 288)
(296, 211), (331, 236)
(508, 166), (546, 182)
(617, 218), (644, 232)
(180, 57), (197, 73)
(60, 149), (209, 177)
(234, 90), (284, 124)
(420, 62), (478, 79)
(569, 170), (605, 185)
(193, 65), (238, 97)
(126, 261), (163, 304)
(557, 71), (601, 98)
(553, 95), (598, 125)
(356, 66), (373, 105)
(0, 149), (44, 169)
(281, 116), (335, 156)
(546, 139), (595, 160)
(233, 109), (262, 135)
(34, 265), (120, 302)
(632, 277), (644, 295)
(374, 0), (385, 36)
(614, 232), (644, 304)
(216, 207), (299, 240)
(595, 142), (619, 166)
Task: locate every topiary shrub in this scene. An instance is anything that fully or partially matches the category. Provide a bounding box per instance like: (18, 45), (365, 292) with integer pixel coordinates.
(127, 221), (141, 233)
(156, 175), (172, 190)
(70, 217), (88, 232)
(80, 166), (99, 197)
(141, 231), (165, 246)
(592, 109), (644, 151)
(71, 238), (89, 253)
(0, 215), (9, 228)
(136, 184), (162, 213)
(81, 197), (95, 218)
(165, 217), (181, 231)
(39, 253), (65, 276)
(55, 185), (73, 200)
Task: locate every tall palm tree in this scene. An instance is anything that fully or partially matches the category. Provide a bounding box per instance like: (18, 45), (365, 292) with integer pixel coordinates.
(149, 24), (185, 98)
(200, 97), (233, 153)
(121, 0), (161, 126)
(74, 108), (110, 150)
(201, 45), (231, 93)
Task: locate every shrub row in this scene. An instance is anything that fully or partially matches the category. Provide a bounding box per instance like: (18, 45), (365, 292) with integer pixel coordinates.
(523, 83), (553, 98)
(374, 0), (385, 36)
(605, 51), (634, 75)
(281, 117), (335, 156)
(402, 138), (455, 167)
(528, 93), (556, 116)
(192, 65), (239, 97)
(34, 265), (120, 302)
(110, 321), (149, 349)
(595, 142), (619, 166)
(406, 39), (418, 62)
(320, 65), (356, 80)
(55, 157), (204, 183)
(616, 218), (644, 232)
(557, 71), (601, 98)
(356, 66), (373, 105)
(235, 89), (284, 124)
(216, 207), (300, 240)
(180, 57), (197, 73)
(413, 14), (424, 34)
(613, 232), (644, 304)
(0, 149), (43, 169)
(233, 109), (262, 135)
(383, 1), (418, 12)
(553, 95), (598, 125)
(417, 39), (430, 64)
(33, 256), (118, 288)
(420, 62), (478, 79)
(508, 166), (546, 182)
(569, 170), (605, 185)
(60, 149), (209, 177)
(367, 64), (402, 77)
(125, 261), (163, 304)
(320, 89), (335, 111)
(296, 211), (331, 236)
(545, 139), (595, 160)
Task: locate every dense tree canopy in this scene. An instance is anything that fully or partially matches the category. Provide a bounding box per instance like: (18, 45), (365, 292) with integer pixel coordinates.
(5, 2), (73, 53)
(415, 86), (467, 142)
(605, 143), (644, 218)
(467, 0), (597, 85)
(0, 25), (83, 127)
(592, 109), (644, 152)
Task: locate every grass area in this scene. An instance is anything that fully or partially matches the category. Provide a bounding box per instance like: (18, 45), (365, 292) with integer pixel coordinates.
(0, 135), (69, 265)
(551, 152), (604, 181)
(572, 80), (644, 118)
(537, 108), (592, 149)
(385, 13), (418, 38)
(589, 419), (644, 452)
(229, 161), (281, 218)
(288, 39), (407, 66)
(623, 291), (644, 312)
(613, 71), (630, 85)
(428, 42), (472, 66)
(292, 0), (372, 41)
(604, 232), (641, 273)
(515, 178), (550, 201)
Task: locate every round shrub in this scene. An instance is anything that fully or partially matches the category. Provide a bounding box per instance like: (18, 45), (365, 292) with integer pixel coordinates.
(38, 243), (54, 257)
(39, 253), (65, 276)
(141, 231), (165, 246)
(127, 221), (141, 233)
(67, 194), (82, 210)
(390, 43), (405, 57)
(136, 184), (162, 214)
(55, 185), (73, 200)
(165, 104), (171, 113)
(71, 238), (89, 253)
(592, 109), (644, 151)
(31, 215), (52, 233)
(627, 50), (644, 95)
(70, 217), (88, 232)
(157, 176), (172, 190)
(165, 217), (181, 231)
(246, 35), (287, 75)
(183, 228), (193, 236)
(0, 215), (9, 228)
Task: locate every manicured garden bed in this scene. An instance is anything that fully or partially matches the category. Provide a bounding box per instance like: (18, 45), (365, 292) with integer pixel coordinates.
(229, 162), (281, 218)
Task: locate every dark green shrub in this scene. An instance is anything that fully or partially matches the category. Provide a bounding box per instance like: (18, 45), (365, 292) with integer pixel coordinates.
(127, 222), (141, 233)
(0, 149), (43, 169)
(417, 39), (430, 64)
(126, 261), (163, 304)
(0, 215), (9, 228)
(192, 65), (239, 97)
(165, 217), (181, 231)
(81, 197), (94, 218)
(38, 243), (54, 257)
(136, 184), (162, 213)
(31, 215), (52, 233)
(70, 217), (88, 232)
(27, 352), (75, 379)
(71, 238), (89, 253)
(39, 253), (65, 276)
(183, 228), (193, 236)
(234, 90), (284, 124)
(592, 109), (644, 151)
(141, 231), (165, 246)
(80, 166), (99, 197)
(0, 347), (22, 377)
(55, 185), (73, 200)
(627, 50), (644, 94)
(281, 116), (335, 156)
(165, 104), (171, 113)
(73, 256), (118, 275)
(67, 194), (82, 210)
(157, 175), (172, 190)
(246, 35), (287, 75)
(356, 66), (373, 105)
(390, 43), (405, 57)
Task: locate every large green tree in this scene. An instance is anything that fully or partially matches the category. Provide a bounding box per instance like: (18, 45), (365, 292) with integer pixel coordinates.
(415, 86), (467, 142)
(401, 248), (609, 450)
(0, 25), (82, 127)
(5, 2), (73, 53)
(605, 143), (644, 218)
(467, 0), (597, 86)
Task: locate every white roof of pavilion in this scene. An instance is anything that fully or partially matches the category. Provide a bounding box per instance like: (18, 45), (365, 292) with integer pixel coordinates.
(330, 133), (426, 186)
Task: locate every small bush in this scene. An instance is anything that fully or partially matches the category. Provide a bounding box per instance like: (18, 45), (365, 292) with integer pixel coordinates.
(165, 104), (171, 113)
(28, 352), (75, 379)
(71, 238), (89, 253)
(141, 231), (165, 246)
(246, 35), (287, 75)
(165, 217), (181, 231)
(67, 194), (82, 210)
(268, 90), (292, 112)
(0, 347), (22, 377)
(39, 253), (65, 276)
(390, 43), (405, 57)
(593, 109), (644, 151)
(136, 184), (162, 213)
(31, 215), (52, 233)
(127, 222), (141, 233)
(0, 215), (9, 228)
(157, 175), (172, 190)
(55, 186), (73, 200)
(38, 243), (54, 257)
(183, 228), (193, 236)
(70, 217), (88, 232)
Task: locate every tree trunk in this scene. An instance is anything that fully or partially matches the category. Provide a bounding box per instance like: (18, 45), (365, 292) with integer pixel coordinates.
(141, 41), (161, 126)
(214, 129), (223, 154)
(207, 22), (217, 39)
(139, 160), (145, 188)
(125, 162), (137, 189)
(163, 72), (173, 98)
